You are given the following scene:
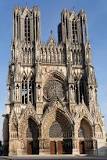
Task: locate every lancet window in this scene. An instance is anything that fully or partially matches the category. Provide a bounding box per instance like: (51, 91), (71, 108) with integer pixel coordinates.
(25, 15), (30, 42)
(72, 19), (78, 43)
(75, 79), (79, 104)
(21, 76), (34, 105)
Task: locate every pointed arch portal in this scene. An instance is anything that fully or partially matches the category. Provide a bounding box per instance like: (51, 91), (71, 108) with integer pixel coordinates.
(78, 118), (93, 154)
(26, 118), (39, 154)
(41, 109), (73, 154)
(49, 111), (73, 154)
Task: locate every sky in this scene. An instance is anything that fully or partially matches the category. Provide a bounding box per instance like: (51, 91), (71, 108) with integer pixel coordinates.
(0, 0), (107, 140)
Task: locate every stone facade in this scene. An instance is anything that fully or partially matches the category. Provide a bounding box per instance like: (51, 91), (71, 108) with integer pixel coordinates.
(3, 6), (106, 156)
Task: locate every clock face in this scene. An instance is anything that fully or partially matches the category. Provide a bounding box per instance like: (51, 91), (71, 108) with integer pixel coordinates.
(43, 80), (65, 102)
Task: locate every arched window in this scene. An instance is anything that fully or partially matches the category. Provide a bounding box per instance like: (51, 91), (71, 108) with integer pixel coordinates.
(74, 79), (79, 104)
(73, 50), (78, 65)
(21, 76), (34, 105)
(72, 19), (78, 43)
(22, 76), (28, 104)
(49, 121), (63, 138)
(25, 15), (30, 42)
(29, 77), (34, 104)
(80, 79), (84, 103)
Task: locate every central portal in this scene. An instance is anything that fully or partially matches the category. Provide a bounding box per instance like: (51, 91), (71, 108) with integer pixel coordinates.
(49, 111), (73, 154)
(50, 139), (72, 154)
(50, 141), (63, 154)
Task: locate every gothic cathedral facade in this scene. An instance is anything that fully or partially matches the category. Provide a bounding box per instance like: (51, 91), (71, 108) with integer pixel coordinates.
(3, 6), (106, 156)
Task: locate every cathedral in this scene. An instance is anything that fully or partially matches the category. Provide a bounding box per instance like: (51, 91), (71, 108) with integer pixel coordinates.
(3, 5), (106, 156)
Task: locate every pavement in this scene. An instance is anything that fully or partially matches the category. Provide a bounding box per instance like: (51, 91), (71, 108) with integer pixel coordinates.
(0, 155), (107, 160)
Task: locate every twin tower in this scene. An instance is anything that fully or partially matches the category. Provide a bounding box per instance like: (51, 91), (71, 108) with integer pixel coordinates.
(3, 6), (106, 156)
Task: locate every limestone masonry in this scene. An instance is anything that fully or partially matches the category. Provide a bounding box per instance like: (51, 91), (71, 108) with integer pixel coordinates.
(3, 5), (106, 156)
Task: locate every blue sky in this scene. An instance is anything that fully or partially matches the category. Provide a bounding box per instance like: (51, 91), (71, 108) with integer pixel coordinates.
(0, 0), (107, 140)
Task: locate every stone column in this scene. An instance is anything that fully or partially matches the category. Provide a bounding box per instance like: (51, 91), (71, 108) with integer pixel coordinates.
(17, 140), (27, 155)
(9, 141), (15, 156)
(35, 60), (43, 117)
(39, 139), (50, 155)
(9, 139), (20, 156)
(72, 125), (79, 155)
(39, 138), (44, 154)
(92, 139), (98, 156)
(72, 138), (79, 155)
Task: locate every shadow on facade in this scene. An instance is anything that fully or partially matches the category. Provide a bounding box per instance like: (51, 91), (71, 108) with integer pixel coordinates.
(2, 115), (9, 156)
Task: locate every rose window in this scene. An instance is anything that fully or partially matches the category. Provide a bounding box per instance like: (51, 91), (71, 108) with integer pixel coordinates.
(43, 80), (65, 102)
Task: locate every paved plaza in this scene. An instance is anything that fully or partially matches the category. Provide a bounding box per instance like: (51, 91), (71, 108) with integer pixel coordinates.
(0, 155), (107, 160)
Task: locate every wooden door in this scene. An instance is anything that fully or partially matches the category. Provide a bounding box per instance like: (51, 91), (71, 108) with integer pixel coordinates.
(32, 140), (39, 154)
(57, 141), (63, 154)
(63, 139), (72, 154)
(79, 141), (85, 154)
(27, 141), (32, 155)
(50, 141), (56, 154)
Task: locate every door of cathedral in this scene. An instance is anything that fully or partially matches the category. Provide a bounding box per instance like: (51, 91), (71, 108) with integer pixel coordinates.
(63, 139), (72, 154)
(49, 111), (73, 154)
(27, 140), (39, 154)
(79, 141), (85, 154)
(50, 140), (72, 154)
(57, 141), (63, 154)
(27, 141), (32, 155)
(50, 141), (63, 154)
(50, 141), (56, 154)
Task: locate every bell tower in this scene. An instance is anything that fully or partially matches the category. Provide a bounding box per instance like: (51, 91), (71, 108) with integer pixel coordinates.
(58, 9), (88, 45)
(13, 6), (40, 43)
